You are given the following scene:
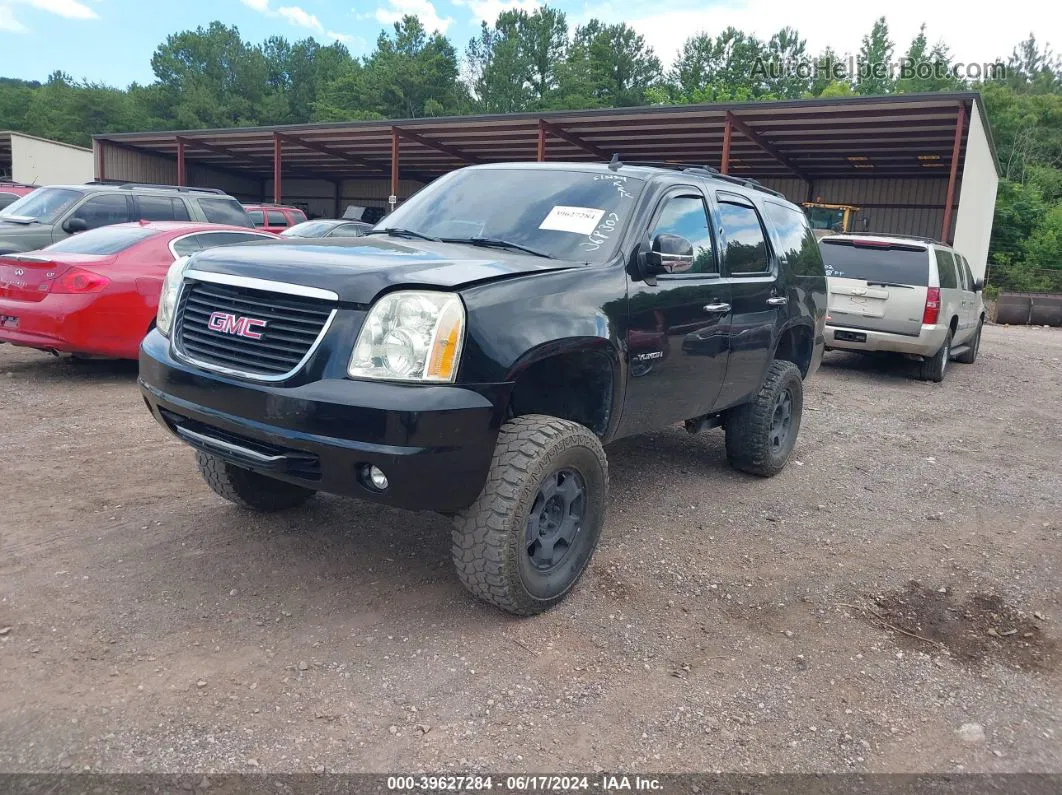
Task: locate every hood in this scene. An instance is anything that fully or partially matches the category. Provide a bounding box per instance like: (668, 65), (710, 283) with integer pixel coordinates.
(184, 237), (578, 304)
(0, 218), (47, 232)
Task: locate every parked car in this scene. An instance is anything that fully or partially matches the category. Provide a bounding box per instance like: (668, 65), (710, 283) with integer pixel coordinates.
(0, 181), (37, 211)
(0, 221), (276, 359)
(820, 233), (985, 381)
(0, 182), (254, 255)
(280, 219), (372, 239)
(138, 160), (827, 615)
(243, 204), (308, 233)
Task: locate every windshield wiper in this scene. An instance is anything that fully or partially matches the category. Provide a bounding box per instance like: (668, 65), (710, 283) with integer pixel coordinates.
(865, 280), (915, 289)
(440, 237), (554, 259)
(363, 228), (439, 242)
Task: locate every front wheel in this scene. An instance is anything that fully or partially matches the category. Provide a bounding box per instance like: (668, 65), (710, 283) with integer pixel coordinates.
(724, 360), (804, 477)
(452, 415), (608, 616)
(195, 452), (316, 511)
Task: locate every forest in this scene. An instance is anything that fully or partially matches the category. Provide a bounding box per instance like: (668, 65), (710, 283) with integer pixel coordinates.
(1, 10), (1060, 292)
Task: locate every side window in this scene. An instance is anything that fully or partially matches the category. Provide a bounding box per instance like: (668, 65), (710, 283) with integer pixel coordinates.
(171, 235), (203, 257)
(717, 199), (770, 273)
(648, 194), (716, 274)
(247, 210), (265, 226)
(0, 192), (19, 210)
(138, 196), (190, 222)
(959, 256), (974, 291)
(266, 210), (288, 226)
(291, 209), (308, 224)
(197, 232), (272, 249)
(330, 223), (367, 238)
(764, 201), (824, 277)
(70, 194), (134, 230)
(935, 249), (958, 289)
(199, 198), (253, 228)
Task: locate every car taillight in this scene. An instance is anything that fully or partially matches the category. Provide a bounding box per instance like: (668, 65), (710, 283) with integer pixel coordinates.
(922, 287), (941, 325)
(51, 268), (110, 294)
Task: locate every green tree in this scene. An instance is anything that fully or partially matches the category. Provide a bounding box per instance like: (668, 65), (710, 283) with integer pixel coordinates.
(856, 16), (895, 95)
(895, 24), (965, 93)
(663, 28), (771, 103)
(561, 20), (662, 108)
(807, 47), (848, 96)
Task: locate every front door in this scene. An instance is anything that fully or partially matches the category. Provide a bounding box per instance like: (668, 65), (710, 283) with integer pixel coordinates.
(712, 193), (784, 410)
(618, 187), (732, 437)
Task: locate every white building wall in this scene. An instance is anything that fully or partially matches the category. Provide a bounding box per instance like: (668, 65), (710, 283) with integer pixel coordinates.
(952, 101), (999, 280)
(11, 133), (93, 185)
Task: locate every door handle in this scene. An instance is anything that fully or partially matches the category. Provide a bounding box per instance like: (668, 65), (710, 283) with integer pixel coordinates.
(766, 296), (788, 306)
(703, 302), (731, 313)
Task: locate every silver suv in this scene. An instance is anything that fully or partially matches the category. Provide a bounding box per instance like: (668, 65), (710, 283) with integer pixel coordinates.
(820, 234), (985, 382)
(0, 182), (253, 255)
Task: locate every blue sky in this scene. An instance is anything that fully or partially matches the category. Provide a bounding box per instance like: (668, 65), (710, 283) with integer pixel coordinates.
(0, 0), (1056, 89)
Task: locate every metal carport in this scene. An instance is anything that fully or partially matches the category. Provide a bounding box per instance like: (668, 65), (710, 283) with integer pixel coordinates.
(93, 91), (1000, 277)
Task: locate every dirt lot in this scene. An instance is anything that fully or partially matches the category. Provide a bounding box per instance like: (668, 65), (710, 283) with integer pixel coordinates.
(0, 325), (1059, 775)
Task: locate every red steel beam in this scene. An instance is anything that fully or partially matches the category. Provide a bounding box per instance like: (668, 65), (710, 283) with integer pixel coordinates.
(176, 138), (185, 186)
(726, 111), (805, 180)
(393, 126), (479, 164)
(273, 133), (282, 205)
(390, 128), (400, 205)
(940, 102), (967, 243)
(720, 114), (732, 175)
(538, 119), (609, 160)
(274, 132), (387, 173)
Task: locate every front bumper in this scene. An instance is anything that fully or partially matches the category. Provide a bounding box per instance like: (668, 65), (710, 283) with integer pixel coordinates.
(824, 322), (947, 357)
(139, 331), (511, 512)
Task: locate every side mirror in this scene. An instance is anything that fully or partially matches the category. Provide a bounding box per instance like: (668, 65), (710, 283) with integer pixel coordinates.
(643, 233), (694, 275)
(974, 278), (984, 292)
(63, 217), (89, 234)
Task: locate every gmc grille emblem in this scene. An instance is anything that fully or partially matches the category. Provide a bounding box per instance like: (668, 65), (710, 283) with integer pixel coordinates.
(207, 311), (267, 340)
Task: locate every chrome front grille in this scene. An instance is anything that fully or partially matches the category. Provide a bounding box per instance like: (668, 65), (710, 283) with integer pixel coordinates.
(173, 274), (336, 379)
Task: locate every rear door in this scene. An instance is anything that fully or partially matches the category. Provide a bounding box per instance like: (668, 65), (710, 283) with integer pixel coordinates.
(821, 238), (930, 337)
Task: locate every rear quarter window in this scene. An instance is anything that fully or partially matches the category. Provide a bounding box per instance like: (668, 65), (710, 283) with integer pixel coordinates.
(764, 201), (824, 278)
(935, 249), (958, 289)
(44, 225), (157, 255)
(820, 240), (930, 286)
(199, 198), (253, 228)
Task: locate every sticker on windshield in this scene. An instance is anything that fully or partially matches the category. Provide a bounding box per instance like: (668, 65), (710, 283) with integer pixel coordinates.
(539, 206), (605, 235)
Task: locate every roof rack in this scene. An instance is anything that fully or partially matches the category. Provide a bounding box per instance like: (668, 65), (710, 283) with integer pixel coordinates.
(88, 181), (226, 195)
(0, 180), (37, 188)
(611, 159), (786, 198)
(824, 231), (946, 247)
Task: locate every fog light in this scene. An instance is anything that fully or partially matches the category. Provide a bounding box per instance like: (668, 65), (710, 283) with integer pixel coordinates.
(360, 464), (389, 491)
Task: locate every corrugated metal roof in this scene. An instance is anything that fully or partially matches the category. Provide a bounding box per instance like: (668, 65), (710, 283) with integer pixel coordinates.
(94, 92), (999, 184)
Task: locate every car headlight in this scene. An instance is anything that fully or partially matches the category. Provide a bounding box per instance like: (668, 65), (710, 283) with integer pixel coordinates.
(156, 256), (191, 338)
(348, 291), (465, 382)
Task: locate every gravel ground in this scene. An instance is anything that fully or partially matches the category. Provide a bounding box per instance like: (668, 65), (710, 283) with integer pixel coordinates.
(0, 324), (1059, 775)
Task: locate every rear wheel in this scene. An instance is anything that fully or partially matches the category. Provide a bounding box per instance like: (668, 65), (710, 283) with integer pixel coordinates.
(724, 360), (804, 477)
(919, 329), (953, 382)
(195, 452), (316, 511)
(955, 320), (982, 364)
(452, 415), (607, 616)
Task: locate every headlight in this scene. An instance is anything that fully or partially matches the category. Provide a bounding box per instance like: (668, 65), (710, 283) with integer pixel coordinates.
(348, 291), (465, 382)
(156, 256), (191, 337)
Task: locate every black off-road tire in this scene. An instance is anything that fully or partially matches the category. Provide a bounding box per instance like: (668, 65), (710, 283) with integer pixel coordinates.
(919, 329), (953, 382)
(954, 320), (982, 364)
(452, 415), (608, 616)
(195, 452), (316, 512)
(724, 360), (804, 478)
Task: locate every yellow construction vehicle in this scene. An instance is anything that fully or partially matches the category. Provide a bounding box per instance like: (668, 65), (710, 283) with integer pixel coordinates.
(801, 201), (862, 239)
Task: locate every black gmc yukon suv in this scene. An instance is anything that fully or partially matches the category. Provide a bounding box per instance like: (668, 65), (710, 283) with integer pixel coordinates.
(139, 161), (827, 615)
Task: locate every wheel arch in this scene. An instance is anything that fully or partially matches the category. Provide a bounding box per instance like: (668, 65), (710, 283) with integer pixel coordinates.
(771, 319), (816, 378)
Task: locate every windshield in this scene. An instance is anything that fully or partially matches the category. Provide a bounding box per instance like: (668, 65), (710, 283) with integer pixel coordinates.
(44, 225), (157, 255)
(820, 239), (930, 285)
(0, 187), (84, 223)
(805, 206), (846, 231)
(377, 167), (646, 263)
(281, 220), (337, 238)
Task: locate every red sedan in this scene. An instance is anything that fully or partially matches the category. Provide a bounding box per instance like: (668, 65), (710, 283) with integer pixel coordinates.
(0, 182), (37, 211)
(0, 221), (276, 360)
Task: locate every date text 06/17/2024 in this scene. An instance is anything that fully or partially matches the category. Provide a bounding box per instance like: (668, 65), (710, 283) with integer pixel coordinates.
(386, 775), (665, 791)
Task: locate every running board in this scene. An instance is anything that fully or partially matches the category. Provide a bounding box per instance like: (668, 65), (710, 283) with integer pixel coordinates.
(950, 344), (971, 358)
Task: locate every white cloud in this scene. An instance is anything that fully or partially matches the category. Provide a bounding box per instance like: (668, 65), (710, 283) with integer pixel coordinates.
(15, 0), (97, 19)
(240, 0), (270, 11)
(327, 29), (354, 43)
(375, 0), (453, 34)
(277, 5), (323, 32)
(0, 5), (28, 31)
(453, 0), (541, 25)
(578, 0), (1061, 69)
